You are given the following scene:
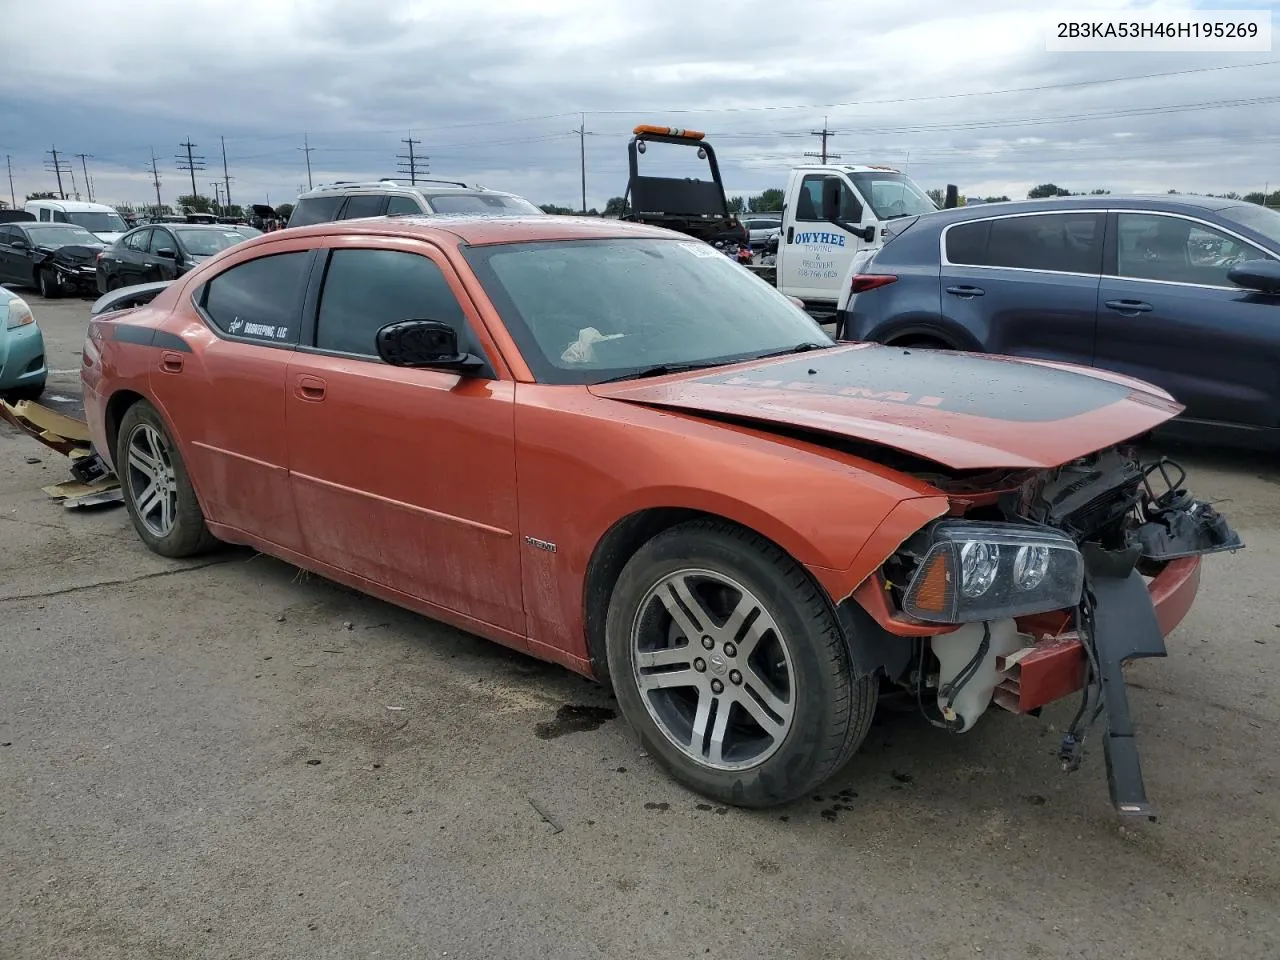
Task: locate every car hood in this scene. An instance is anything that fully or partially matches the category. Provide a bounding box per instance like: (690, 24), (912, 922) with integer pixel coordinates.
(44, 243), (105, 267)
(588, 343), (1183, 470)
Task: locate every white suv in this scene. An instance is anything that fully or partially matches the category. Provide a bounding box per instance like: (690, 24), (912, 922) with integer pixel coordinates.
(287, 179), (545, 227)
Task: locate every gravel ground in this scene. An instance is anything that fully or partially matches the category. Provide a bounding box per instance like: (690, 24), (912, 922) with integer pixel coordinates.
(1, 293), (1277, 960)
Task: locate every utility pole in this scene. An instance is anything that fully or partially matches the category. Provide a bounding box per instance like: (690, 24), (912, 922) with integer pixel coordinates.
(6, 154), (15, 209)
(210, 181), (222, 214)
(147, 151), (164, 212)
(220, 135), (233, 212)
(396, 132), (428, 184)
(177, 139), (206, 204)
(299, 134), (314, 190)
(578, 114), (587, 214)
(44, 147), (71, 199)
(804, 117), (841, 164)
(68, 161), (80, 200)
(74, 154), (95, 201)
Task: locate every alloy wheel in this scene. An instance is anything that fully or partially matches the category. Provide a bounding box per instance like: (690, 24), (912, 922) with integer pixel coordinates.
(630, 569), (795, 771)
(125, 423), (179, 538)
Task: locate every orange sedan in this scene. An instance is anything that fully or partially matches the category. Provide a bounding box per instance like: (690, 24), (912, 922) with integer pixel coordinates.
(82, 216), (1241, 817)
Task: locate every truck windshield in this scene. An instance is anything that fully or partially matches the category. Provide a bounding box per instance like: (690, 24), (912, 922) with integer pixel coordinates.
(848, 173), (937, 220)
(465, 238), (832, 384)
(67, 211), (128, 234)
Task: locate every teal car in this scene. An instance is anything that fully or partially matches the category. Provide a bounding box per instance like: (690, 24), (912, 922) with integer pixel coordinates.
(0, 287), (47, 399)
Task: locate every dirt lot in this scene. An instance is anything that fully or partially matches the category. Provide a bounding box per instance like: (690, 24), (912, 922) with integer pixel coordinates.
(2, 293), (1278, 960)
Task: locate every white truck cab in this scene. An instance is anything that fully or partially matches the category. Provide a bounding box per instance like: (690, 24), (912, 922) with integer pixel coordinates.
(22, 199), (129, 243)
(771, 164), (937, 309)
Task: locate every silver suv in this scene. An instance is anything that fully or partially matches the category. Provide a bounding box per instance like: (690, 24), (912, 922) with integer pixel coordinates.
(287, 179), (545, 227)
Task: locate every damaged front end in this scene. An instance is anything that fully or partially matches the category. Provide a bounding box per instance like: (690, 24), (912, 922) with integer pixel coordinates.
(875, 446), (1242, 819)
(37, 244), (103, 294)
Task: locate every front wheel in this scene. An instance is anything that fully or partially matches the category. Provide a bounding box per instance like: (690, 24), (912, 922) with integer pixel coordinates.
(37, 268), (61, 299)
(116, 400), (218, 558)
(605, 520), (876, 807)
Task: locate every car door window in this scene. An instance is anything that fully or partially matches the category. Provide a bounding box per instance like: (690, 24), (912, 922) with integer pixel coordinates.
(38, 209), (51, 221)
(125, 229), (151, 252)
(340, 194), (387, 220)
(796, 175), (858, 222)
(148, 229), (175, 254)
(200, 251), (311, 345)
(0, 226), (15, 245)
(1115, 213), (1273, 287)
(385, 195), (423, 216)
(946, 213), (1103, 274)
(314, 248), (471, 358)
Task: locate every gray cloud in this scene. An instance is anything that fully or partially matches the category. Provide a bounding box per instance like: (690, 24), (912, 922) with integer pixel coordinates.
(1, 0), (1276, 210)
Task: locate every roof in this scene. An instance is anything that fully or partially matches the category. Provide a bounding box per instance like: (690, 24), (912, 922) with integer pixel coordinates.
(275, 214), (682, 246)
(919, 193), (1241, 226)
(135, 223), (248, 232)
(23, 199), (118, 212)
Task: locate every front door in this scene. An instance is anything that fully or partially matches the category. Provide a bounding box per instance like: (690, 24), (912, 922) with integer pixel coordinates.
(1095, 211), (1280, 428)
(783, 174), (865, 304)
(939, 210), (1104, 363)
(284, 241), (524, 636)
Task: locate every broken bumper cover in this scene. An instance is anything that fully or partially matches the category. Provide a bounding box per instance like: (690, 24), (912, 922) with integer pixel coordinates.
(998, 555), (1200, 715)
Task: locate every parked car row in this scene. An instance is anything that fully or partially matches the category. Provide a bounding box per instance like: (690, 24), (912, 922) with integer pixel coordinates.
(96, 223), (261, 292)
(0, 221), (105, 297)
(838, 194), (1280, 446)
(286, 178), (544, 228)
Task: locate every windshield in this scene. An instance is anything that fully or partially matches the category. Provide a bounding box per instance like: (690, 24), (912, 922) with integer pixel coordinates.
(465, 238), (832, 384)
(233, 225), (263, 237)
(27, 225), (99, 246)
(425, 193), (544, 216)
(175, 229), (246, 256)
(1220, 204), (1280, 249)
(848, 173), (937, 220)
(67, 211), (128, 234)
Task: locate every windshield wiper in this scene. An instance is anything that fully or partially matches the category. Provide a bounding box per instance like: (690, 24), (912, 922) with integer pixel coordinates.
(752, 341), (831, 360)
(595, 360), (729, 384)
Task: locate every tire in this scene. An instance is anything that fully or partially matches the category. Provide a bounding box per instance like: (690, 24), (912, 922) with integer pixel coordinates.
(604, 519), (877, 807)
(891, 335), (953, 351)
(37, 268), (61, 299)
(115, 400), (218, 558)
(3, 378), (46, 402)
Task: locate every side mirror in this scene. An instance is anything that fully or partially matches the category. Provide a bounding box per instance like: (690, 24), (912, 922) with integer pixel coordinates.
(11, 237), (28, 249)
(375, 319), (485, 372)
(1227, 259), (1280, 294)
(821, 178), (868, 238)
(155, 247), (177, 259)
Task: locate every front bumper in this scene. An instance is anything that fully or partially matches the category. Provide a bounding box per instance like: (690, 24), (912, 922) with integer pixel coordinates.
(996, 556), (1200, 714)
(0, 321), (48, 391)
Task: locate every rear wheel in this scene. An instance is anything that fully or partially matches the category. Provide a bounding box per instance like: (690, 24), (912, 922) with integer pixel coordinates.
(605, 520), (876, 807)
(890, 335), (953, 350)
(116, 401), (218, 558)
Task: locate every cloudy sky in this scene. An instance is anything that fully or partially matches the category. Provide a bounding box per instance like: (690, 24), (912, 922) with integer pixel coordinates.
(1, 0), (1276, 212)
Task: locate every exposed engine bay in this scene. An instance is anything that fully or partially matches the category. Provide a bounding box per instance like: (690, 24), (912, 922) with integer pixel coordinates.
(881, 445), (1243, 818)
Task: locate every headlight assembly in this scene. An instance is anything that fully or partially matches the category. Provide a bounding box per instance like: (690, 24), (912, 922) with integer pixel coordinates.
(5, 297), (34, 329)
(901, 522), (1083, 624)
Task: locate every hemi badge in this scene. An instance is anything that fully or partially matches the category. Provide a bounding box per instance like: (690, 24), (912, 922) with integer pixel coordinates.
(524, 536), (557, 553)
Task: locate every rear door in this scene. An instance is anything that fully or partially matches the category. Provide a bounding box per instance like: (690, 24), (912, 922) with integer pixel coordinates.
(1095, 211), (1280, 428)
(284, 241), (524, 635)
(938, 210), (1104, 363)
(147, 228), (182, 282)
(115, 229), (152, 285)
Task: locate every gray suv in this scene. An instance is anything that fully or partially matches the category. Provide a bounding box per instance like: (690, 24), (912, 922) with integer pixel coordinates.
(287, 179), (545, 227)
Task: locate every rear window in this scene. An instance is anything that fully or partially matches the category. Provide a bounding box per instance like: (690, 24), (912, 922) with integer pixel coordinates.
(288, 196), (345, 227)
(945, 213), (1103, 274)
(423, 193), (543, 216)
(341, 194), (387, 220)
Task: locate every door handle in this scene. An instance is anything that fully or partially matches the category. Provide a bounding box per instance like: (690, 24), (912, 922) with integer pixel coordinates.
(786, 226), (794, 243)
(1104, 299), (1153, 314)
(945, 285), (985, 297)
(295, 374), (327, 402)
(159, 351), (183, 373)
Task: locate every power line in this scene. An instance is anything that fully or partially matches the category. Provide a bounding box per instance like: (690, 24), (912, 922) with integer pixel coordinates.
(74, 153), (94, 201)
(804, 116), (840, 163)
(176, 139), (206, 201)
(44, 146), (71, 199)
(299, 133), (314, 190)
(396, 131), (428, 184)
